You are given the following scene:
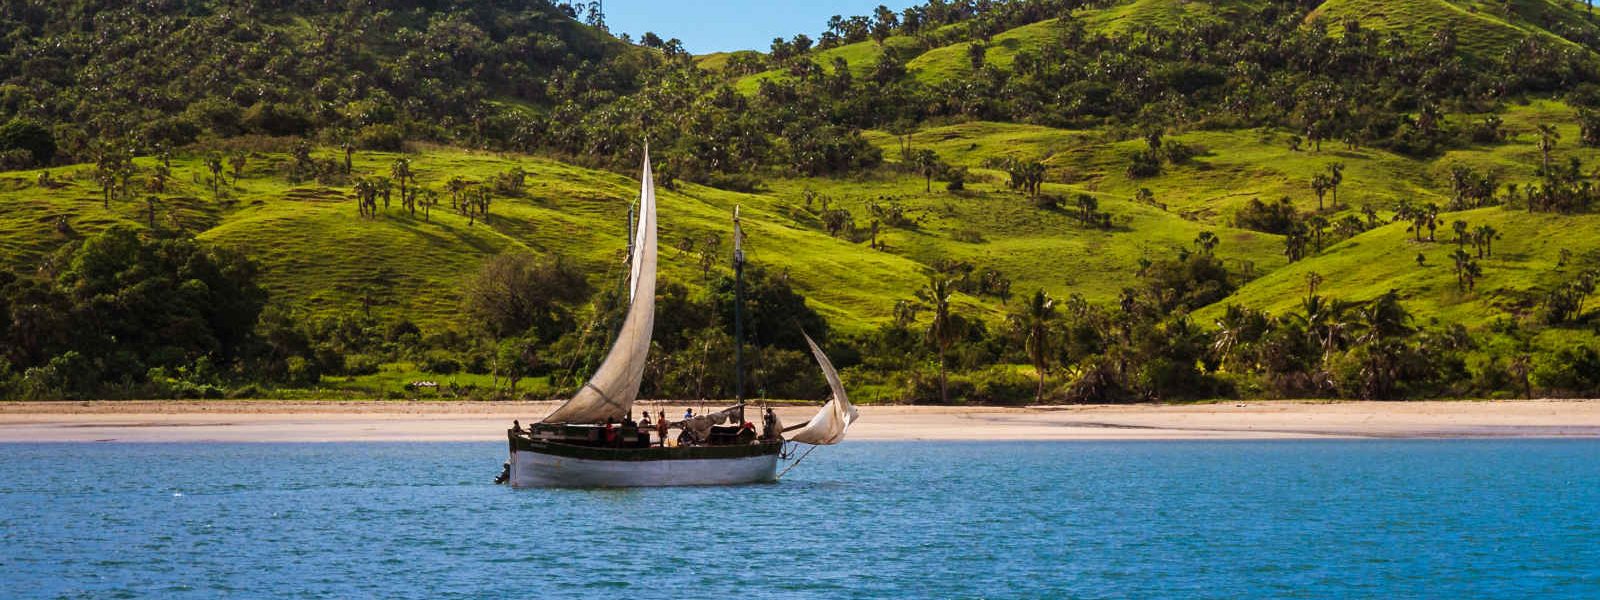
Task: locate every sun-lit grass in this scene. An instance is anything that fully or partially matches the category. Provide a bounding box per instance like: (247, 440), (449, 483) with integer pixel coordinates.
(1198, 208), (1600, 331)
(1310, 0), (1589, 62)
(732, 35), (925, 94)
(906, 19), (1059, 81)
(3, 94), (1598, 371)
(1078, 0), (1251, 36)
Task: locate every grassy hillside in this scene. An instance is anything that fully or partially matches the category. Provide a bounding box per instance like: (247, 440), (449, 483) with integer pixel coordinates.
(732, 35), (926, 93)
(906, 19), (1059, 80)
(1310, 0), (1593, 62)
(0, 139), (1273, 335)
(6, 96), (1595, 337)
(1200, 208), (1600, 324)
(722, 0), (1600, 95)
(1078, 0), (1252, 35)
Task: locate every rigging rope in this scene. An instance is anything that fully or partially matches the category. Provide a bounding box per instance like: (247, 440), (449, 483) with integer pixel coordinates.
(776, 443), (819, 480)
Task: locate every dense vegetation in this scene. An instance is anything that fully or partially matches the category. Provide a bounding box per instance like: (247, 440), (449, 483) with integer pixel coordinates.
(4, 0), (1600, 401)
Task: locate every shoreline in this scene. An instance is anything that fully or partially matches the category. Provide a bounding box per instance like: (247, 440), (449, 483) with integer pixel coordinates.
(3, 399), (1600, 442)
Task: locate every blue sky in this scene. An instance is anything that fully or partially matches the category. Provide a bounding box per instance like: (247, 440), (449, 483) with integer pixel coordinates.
(600, 0), (919, 54)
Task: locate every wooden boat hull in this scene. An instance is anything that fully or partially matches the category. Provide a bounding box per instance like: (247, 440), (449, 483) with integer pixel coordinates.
(508, 439), (781, 488)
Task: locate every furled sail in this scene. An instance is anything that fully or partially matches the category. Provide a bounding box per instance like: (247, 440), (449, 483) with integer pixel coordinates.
(543, 150), (658, 424)
(787, 332), (859, 445)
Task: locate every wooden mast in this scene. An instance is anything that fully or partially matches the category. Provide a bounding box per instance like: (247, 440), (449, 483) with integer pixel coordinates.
(733, 206), (746, 422)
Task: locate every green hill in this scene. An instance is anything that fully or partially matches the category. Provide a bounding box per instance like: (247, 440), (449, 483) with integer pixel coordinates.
(1309, 0), (1595, 62)
(8, 0), (1600, 401)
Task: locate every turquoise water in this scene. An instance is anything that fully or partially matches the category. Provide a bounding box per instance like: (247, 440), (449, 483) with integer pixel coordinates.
(2, 440), (1598, 598)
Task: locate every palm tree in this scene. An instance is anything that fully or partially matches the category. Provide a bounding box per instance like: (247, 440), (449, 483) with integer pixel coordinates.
(1355, 290), (1411, 343)
(1298, 293), (1355, 358)
(1451, 249), (1477, 291)
(1327, 162), (1345, 208)
(144, 195), (159, 228)
(390, 158), (413, 205)
(420, 189), (437, 221)
(353, 179), (373, 218)
(1448, 164), (1472, 209)
(1509, 354), (1533, 400)
(913, 149), (940, 192)
(228, 151), (247, 185)
(205, 153), (224, 198)
(1452, 220), (1469, 248)
(1311, 173), (1331, 211)
(1537, 124), (1560, 173)
(96, 160), (116, 208)
(918, 277), (961, 404)
(446, 176), (467, 209)
(1077, 194), (1098, 223)
(1309, 215), (1329, 250)
(1284, 224), (1309, 262)
(1212, 304), (1262, 373)
(1194, 230), (1219, 255)
(149, 163), (169, 193)
(1010, 290), (1056, 402)
(1024, 161), (1045, 197)
(1008, 159), (1046, 198)
(1473, 224), (1498, 258)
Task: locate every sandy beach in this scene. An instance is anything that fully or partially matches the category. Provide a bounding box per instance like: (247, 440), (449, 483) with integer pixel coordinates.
(2, 399), (1600, 442)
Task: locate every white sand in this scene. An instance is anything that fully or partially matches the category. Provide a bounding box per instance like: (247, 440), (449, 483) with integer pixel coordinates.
(2, 399), (1599, 442)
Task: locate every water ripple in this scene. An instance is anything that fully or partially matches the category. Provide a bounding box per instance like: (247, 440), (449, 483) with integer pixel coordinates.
(1, 441), (1598, 598)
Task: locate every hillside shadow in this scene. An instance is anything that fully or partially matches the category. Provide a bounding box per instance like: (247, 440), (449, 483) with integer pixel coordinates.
(382, 214), (499, 255)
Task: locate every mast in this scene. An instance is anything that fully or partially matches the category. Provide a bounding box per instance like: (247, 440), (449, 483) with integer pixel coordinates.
(733, 206), (746, 409)
(623, 203), (635, 295)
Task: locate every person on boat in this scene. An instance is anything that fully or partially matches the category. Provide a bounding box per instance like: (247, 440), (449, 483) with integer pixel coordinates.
(511, 420), (524, 434)
(622, 412), (637, 429)
(603, 417), (617, 445)
(656, 410), (669, 446)
(762, 408), (780, 441)
(640, 412), (653, 428)
(739, 420), (757, 443)
(683, 407), (695, 420)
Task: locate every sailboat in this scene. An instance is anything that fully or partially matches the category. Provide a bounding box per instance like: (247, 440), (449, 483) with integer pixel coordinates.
(503, 148), (857, 488)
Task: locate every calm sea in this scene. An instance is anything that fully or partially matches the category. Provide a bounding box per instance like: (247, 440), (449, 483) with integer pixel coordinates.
(2, 441), (1597, 598)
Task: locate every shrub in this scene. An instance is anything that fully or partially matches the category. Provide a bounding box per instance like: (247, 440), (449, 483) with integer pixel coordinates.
(943, 166), (967, 191)
(227, 384), (263, 399)
(1126, 147), (1162, 178)
(285, 356), (320, 387)
(420, 353), (462, 375)
(355, 124), (405, 151)
(0, 118), (55, 166)
(952, 228), (986, 243)
(184, 97), (243, 136)
(1531, 346), (1600, 396)
(963, 366), (1035, 405)
(341, 354), (382, 376)
(1233, 197), (1298, 234)
(242, 102), (312, 136)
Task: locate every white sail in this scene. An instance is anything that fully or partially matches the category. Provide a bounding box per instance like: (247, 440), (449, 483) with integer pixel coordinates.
(543, 150), (658, 424)
(787, 332), (859, 445)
